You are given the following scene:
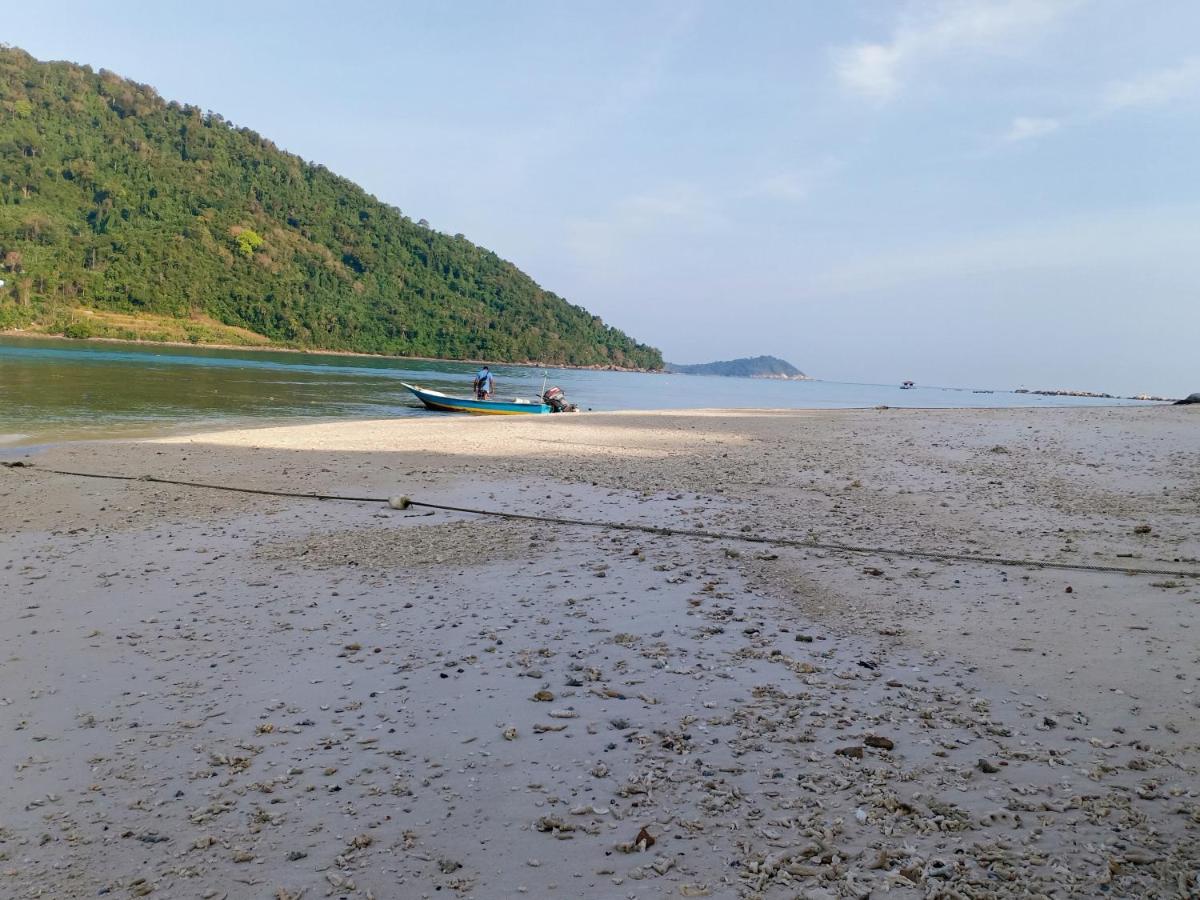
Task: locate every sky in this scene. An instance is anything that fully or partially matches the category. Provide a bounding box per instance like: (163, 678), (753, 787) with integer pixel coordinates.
(7, 0), (1200, 395)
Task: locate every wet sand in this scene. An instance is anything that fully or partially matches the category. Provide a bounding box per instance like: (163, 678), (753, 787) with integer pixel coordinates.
(1, 406), (1197, 898)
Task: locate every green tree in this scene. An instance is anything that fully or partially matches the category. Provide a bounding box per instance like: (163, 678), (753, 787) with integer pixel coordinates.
(234, 228), (264, 257)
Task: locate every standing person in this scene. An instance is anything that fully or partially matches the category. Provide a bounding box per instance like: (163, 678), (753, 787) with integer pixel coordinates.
(473, 365), (495, 400)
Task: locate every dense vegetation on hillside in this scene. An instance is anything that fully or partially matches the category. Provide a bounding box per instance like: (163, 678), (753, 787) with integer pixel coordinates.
(665, 355), (807, 379)
(0, 47), (661, 368)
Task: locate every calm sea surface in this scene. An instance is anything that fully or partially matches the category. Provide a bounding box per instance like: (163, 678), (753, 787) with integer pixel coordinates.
(0, 336), (1158, 447)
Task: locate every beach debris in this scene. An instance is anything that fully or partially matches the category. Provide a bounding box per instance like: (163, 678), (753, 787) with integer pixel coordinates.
(569, 803), (609, 816)
(7, 414), (1199, 900)
(325, 872), (354, 890)
(534, 817), (575, 837)
(616, 826), (656, 853)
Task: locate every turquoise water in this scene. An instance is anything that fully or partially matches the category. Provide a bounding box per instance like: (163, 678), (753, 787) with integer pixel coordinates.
(0, 336), (1158, 446)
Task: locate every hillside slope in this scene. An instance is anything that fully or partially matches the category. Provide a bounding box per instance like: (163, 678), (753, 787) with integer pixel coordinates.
(0, 47), (661, 368)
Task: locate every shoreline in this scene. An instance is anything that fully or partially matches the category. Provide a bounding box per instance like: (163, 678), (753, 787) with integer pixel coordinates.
(0, 395), (1171, 452)
(2, 405), (1196, 897)
(0, 327), (662, 374)
(4, 330), (1184, 400)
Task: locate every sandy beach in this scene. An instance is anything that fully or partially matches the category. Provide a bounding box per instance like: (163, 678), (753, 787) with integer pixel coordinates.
(2, 405), (1197, 899)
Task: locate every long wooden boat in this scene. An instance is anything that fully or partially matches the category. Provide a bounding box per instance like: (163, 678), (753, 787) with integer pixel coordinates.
(401, 382), (552, 415)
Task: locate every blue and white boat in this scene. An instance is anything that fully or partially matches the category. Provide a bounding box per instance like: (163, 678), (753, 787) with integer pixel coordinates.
(402, 382), (573, 415)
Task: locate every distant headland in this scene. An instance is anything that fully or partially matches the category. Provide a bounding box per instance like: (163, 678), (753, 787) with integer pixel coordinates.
(664, 355), (809, 380)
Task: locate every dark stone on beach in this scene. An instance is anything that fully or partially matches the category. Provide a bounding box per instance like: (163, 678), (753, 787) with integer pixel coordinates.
(1175, 392), (1200, 405)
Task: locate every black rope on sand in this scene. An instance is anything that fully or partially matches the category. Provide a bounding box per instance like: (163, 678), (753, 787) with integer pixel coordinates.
(5, 461), (1198, 580)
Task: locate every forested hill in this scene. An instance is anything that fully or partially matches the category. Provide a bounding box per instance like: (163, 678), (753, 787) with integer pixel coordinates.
(0, 47), (662, 368)
(665, 355), (808, 379)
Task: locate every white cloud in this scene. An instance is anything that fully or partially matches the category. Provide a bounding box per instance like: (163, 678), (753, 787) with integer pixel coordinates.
(1003, 115), (1061, 142)
(995, 55), (1200, 146)
(1002, 55), (1200, 146)
(1103, 56), (1200, 110)
(835, 0), (1081, 101)
(755, 171), (821, 202)
(563, 183), (726, 269)
(836, 42), (905, 101)
(811, 208), (1200, 295)
(747, 158), (843, 202)
(617, 184), (722, 228)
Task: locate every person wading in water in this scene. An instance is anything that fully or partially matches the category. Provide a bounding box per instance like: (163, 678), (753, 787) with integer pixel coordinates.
(473, 366), (495, 400)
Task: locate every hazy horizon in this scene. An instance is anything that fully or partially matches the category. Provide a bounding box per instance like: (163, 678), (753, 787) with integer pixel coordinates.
(7, 1), (1199, 395)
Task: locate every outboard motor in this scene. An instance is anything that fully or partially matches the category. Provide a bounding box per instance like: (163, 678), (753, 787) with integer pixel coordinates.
(542, 386), (577, 413)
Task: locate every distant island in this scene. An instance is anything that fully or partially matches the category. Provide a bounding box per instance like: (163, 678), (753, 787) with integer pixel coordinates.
(665, 355), (809, 380)
(0, 47), (662, 370)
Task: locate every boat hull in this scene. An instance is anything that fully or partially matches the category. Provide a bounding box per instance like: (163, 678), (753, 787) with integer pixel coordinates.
(401, 383), (551, 415)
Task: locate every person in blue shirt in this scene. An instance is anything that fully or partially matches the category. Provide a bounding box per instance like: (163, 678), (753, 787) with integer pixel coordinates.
(473, 366), (495, 400)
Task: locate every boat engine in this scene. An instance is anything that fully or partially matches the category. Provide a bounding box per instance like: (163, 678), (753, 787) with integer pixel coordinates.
(542, 386), (577, 413)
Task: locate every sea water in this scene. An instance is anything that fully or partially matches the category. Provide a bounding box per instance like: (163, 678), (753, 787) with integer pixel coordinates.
(0, 336), (1158, 447)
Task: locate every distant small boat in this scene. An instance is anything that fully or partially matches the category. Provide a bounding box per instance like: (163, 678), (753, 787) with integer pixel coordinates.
(900, 380), (915, 389)
(402, 382), (571, 415)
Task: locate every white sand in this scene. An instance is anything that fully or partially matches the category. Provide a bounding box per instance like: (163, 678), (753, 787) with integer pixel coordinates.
(1, 406), (1197, 898)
